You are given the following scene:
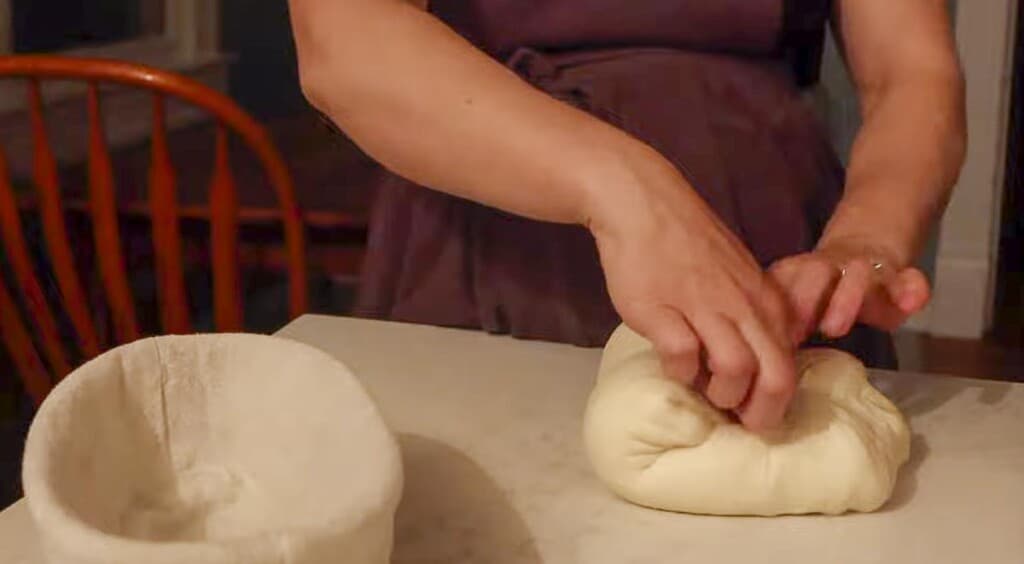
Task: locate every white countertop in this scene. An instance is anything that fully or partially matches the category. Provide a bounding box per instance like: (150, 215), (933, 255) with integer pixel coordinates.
(2, 315), (1023, 563)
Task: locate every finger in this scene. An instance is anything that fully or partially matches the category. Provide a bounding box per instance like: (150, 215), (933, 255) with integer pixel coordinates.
(767, 257), (801, 287)
(623, 305), (702, 387)
(691, 351), (712, 396)
(735, 318), (798, 431)
(757, 276), (803, 349)
(767, 256), (832, 345)
(860, 268), (931, 330)
(692, 314), (757, 410)
(784, 259), (840, 342)
(819, 259), (873, 338)
(889, 268), (931, 313)
(766, 261), (804, 345)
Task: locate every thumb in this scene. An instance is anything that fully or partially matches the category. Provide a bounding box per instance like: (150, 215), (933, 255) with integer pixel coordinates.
(888, 268), (931, 314)
(859, 268), (930, 330)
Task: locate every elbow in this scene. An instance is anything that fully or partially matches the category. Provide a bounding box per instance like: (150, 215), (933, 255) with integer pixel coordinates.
(297, 48), (372, 134)
(288, 1), (358, 119)
(297, 56), (332, 116)
(293, 28), (379, 128)
(291, 15), (337, 117)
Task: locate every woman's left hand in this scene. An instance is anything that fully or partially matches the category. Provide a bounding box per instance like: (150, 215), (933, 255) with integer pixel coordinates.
(767, 239), (932, 345)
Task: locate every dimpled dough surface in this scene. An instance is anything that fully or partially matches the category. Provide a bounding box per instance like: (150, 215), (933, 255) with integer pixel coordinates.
(582, 324), (911, 516)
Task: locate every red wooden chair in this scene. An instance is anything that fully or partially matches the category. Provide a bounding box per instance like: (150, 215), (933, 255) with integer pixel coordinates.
(0, 55), (308, 407)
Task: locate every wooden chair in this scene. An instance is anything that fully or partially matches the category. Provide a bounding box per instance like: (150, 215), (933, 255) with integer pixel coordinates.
(0, 55), (308, 407)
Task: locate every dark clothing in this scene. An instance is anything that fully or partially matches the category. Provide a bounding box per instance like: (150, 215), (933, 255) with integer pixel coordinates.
(354, 0), (897, 368)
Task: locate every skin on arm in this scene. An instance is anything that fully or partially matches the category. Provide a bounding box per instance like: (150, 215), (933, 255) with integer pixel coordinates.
(288, 0), (799, 429)
(770, 0), (966, 342)
(289, 0), (637, 226)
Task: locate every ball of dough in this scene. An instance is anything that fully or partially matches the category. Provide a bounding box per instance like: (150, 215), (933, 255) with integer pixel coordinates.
(582, 324), (911, 516)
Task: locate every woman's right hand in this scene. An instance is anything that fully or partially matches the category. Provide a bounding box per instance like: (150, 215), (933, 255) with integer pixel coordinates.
(586, 149), (797, 431)
(288, 0), (796, 430)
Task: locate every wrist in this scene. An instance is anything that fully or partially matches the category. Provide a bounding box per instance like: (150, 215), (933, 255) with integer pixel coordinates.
(816, 214), (919, 270)
(821, 176), (946, 270)
(577, 140), (695, 240)
(819, 188), (942, 269)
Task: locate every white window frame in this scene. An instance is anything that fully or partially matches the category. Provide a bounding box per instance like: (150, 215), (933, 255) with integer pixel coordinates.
(0, 0), (225, 115)
(0, 1), (228, 175)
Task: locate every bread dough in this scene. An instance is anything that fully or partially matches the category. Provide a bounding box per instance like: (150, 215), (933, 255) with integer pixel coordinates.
(22, 334), (403, 564)
(582, 324), (911, 516)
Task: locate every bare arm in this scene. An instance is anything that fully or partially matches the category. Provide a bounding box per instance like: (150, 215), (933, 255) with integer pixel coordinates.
(821, 0), (966, 267)
(288, 0), (659, 228)
(768, 0), (966, 342)
(288, 0), (802, 430)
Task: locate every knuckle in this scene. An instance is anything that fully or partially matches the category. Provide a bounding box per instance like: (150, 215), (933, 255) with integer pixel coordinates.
(809, 258), (839, 279)
(846, 257), (872, 274)
(708, 384), (747, 410)
(759, 373), (796, 401)
(727, 298), (757, 323)
(708, 349), (757, 379)
(770, 257), (798, 274)
(655, 333), (699, 359)
(763, 292), (789, 321)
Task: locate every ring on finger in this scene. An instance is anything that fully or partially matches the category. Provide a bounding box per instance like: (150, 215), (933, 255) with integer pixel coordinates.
(838, 260), (887, 278)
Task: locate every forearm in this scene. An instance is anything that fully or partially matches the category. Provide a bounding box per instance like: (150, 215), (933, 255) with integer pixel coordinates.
(821, 0), (967, 268)
(289, 0), (658, 227)
(819, 74), (966, 267)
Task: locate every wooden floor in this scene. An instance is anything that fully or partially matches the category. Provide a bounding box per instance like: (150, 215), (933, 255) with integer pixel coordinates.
(894, 331), (1023, 382)
(895, 257), (1022, 382)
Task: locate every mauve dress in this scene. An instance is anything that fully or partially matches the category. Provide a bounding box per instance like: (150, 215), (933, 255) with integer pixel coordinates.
(351, 0), (898, 368)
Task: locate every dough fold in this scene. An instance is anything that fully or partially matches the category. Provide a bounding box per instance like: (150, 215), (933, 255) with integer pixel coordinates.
(583, 324), (911, 516)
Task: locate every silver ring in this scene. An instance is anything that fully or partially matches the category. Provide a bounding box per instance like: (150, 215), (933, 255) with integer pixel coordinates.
(839, 261), (886, 278)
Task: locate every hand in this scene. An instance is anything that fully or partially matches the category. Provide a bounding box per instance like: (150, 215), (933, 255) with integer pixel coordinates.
(586, 154), (796, 431)
(768, 238), (931, 345)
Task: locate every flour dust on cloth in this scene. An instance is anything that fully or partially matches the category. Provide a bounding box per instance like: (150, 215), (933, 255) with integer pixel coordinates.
(21, 334), (403, 564)
(583, 324), (911, 516)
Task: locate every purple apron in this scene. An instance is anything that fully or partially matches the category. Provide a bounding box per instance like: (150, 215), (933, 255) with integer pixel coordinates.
(352, 0), (897, 368)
